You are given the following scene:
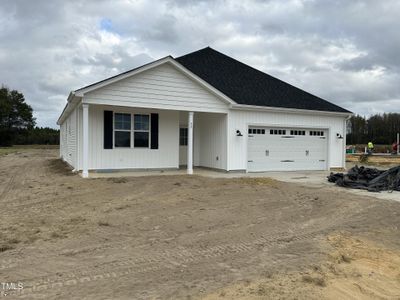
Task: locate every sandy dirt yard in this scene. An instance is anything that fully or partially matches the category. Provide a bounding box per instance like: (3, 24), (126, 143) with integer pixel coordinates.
(0, 149), (399, 299)
(346, 153), (400, 167)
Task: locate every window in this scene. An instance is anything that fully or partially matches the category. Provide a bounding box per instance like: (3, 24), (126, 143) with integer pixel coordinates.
(248, 128), (265, 135)
(270, 129), (286, 135)
(290, 130), (306, 136)
(310, 130), (324, 136)
(180, 128), (188, 146)
(114, 113), (131, 147)
(134, 114), (150, 147)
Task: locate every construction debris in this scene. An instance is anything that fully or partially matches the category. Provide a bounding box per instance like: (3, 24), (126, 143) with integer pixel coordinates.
(328, 165), (400, 192)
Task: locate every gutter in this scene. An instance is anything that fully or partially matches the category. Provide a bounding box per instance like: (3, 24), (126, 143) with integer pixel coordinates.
(56, 91), (82, 125)
(230, 103), (353, 118)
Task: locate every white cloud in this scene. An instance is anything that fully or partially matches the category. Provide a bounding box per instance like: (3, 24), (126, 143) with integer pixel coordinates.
(0, 0), (399, 127)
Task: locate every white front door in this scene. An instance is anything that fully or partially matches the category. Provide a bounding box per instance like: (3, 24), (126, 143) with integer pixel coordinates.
(247, 127), (328, 172)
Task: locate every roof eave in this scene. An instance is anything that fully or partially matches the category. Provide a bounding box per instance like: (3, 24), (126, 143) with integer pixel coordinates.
(74, 56), (173, 96)
(230, 103), (353, 117)
(57, 92), (82, 125)
(57, 55), (237, 124)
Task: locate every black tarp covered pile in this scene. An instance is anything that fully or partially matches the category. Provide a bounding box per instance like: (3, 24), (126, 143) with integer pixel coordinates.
(328, 165), (400, 192)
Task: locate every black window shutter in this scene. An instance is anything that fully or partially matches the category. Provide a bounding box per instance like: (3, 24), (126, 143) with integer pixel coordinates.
(104, 111), (113, 149)
(150, 113), (159, 149)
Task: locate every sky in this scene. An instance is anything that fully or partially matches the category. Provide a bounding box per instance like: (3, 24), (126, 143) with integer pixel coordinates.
(1, 0), (399, 128)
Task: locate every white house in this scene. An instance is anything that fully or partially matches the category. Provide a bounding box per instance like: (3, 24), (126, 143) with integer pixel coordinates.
(58, 47), (351, 178)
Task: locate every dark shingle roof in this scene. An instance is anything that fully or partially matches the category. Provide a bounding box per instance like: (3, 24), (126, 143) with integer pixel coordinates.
(176, 47), (350, 113)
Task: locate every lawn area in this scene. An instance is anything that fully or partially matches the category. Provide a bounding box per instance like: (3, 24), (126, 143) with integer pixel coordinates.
(0, 144), (58, 156)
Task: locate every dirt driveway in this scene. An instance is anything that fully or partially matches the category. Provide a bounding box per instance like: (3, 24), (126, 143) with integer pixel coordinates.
(0, 149), (399, 299)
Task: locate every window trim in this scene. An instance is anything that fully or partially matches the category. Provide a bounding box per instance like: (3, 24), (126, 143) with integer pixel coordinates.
(133, 113), (151, 148)
(113, 112), (132, 148)
(112, 112), (153, 149)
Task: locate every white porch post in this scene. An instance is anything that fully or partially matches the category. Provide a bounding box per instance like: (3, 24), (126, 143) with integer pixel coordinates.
(187, 111), (194, 175)
(82, 104), (89, 178)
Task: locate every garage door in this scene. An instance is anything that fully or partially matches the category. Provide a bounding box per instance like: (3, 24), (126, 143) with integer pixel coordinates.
(247, 127), (328, 172)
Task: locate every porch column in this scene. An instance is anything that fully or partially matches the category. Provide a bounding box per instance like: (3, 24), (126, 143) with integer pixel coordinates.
(187, 111), (194, 175)
(82, 104), (89, 178)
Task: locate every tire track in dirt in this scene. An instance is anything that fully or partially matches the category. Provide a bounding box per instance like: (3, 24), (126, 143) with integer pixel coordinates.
(0, 168), (18, 201)
(14, 229), (326, 299)
(0, 154), (31, 202)
(0, 203), (352, 274)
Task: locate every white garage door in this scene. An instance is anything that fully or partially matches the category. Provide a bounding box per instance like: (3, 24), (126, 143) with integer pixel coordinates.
(247, 127), (328, 172)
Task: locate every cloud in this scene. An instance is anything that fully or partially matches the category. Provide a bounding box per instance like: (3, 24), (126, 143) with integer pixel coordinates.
(0, 0), (399, 127)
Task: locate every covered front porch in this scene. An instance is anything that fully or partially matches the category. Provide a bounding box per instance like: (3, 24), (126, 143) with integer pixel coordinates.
(79, 104), (227, 177)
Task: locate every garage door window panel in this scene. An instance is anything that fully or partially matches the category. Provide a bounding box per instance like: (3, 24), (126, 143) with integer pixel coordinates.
(290, 130), (306, 136)
(270, 129), (286, 135)
(248, 128), (265, 135)
(310, 130), (324, 136)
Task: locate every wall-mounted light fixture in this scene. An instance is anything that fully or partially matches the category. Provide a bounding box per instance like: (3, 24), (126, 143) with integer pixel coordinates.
(336, 133), (343, 139)
(236, 130), (243, 136)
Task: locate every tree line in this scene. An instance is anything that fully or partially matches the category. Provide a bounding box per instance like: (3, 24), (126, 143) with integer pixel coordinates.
(347, 113), (400, 145)
(0, 86), (59, 146)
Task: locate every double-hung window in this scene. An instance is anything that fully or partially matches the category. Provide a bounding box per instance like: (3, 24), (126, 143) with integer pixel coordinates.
(114, 113), (131, 147)
(134, 114), (150, 147)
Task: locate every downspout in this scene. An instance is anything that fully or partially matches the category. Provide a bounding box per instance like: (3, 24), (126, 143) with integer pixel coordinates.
(343, 115), (352, 169)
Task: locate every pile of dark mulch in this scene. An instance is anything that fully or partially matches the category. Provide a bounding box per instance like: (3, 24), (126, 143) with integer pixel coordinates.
(328, 165), (400, 192)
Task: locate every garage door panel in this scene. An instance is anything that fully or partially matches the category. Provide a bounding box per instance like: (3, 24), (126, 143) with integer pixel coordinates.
(247, 127), (327, 172)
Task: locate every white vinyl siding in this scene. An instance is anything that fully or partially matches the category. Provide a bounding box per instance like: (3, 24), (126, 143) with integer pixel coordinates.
(83, 63), (228, 113)
(86, 105), (179, 170)
(178, 112), (227, 170)
(197, 113), (227, 170)
(227, 110), (346, 171)
(60, 122), (66, 159)
(60, 106), (78, 169)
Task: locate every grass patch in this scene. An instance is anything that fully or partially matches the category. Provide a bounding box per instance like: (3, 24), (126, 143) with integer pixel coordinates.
(0, 148), (20, 156)
(0, 145), (59, 156)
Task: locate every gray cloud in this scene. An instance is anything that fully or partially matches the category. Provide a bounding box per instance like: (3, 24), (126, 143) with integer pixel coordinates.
(0, 0), (399, 127)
